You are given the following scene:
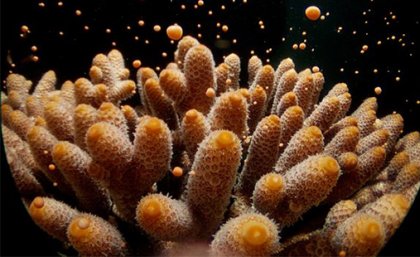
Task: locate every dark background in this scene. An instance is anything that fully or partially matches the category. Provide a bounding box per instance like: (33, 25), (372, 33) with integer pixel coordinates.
(1, 0), (419, 255)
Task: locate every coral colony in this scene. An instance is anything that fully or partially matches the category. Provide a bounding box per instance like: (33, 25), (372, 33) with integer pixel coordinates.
(2, 35), (420, 257)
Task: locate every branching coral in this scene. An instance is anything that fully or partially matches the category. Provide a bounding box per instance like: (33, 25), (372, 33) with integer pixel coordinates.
(2, 36), (419, 256)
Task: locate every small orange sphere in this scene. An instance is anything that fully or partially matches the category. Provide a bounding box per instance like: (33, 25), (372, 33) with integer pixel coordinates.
(374, 86), (382, 95)
(206, 88), (216, 98)
(305, 6), (321, 21)
(132, 59), (142, 69)
(166, 24), (183, 40)
(153, 25), (161, 32)
(172, 167), (183, 177)
(299, 42), (306, 50)
(21, 25), (29, 33)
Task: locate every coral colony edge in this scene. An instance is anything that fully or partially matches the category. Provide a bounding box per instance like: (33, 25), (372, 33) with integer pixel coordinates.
(1, 35), (420, 257)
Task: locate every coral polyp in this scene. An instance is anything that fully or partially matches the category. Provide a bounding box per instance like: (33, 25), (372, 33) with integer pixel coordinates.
(2, 36), (419, 256)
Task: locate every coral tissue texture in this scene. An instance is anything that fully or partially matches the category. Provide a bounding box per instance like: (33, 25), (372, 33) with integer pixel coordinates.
(2, 36), (419, 257)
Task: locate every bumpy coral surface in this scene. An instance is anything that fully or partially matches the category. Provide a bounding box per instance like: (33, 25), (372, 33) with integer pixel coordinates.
(2, 36), (419, 256)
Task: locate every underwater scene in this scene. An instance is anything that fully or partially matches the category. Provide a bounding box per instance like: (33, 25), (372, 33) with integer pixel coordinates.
(1, 0), (419, 256)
